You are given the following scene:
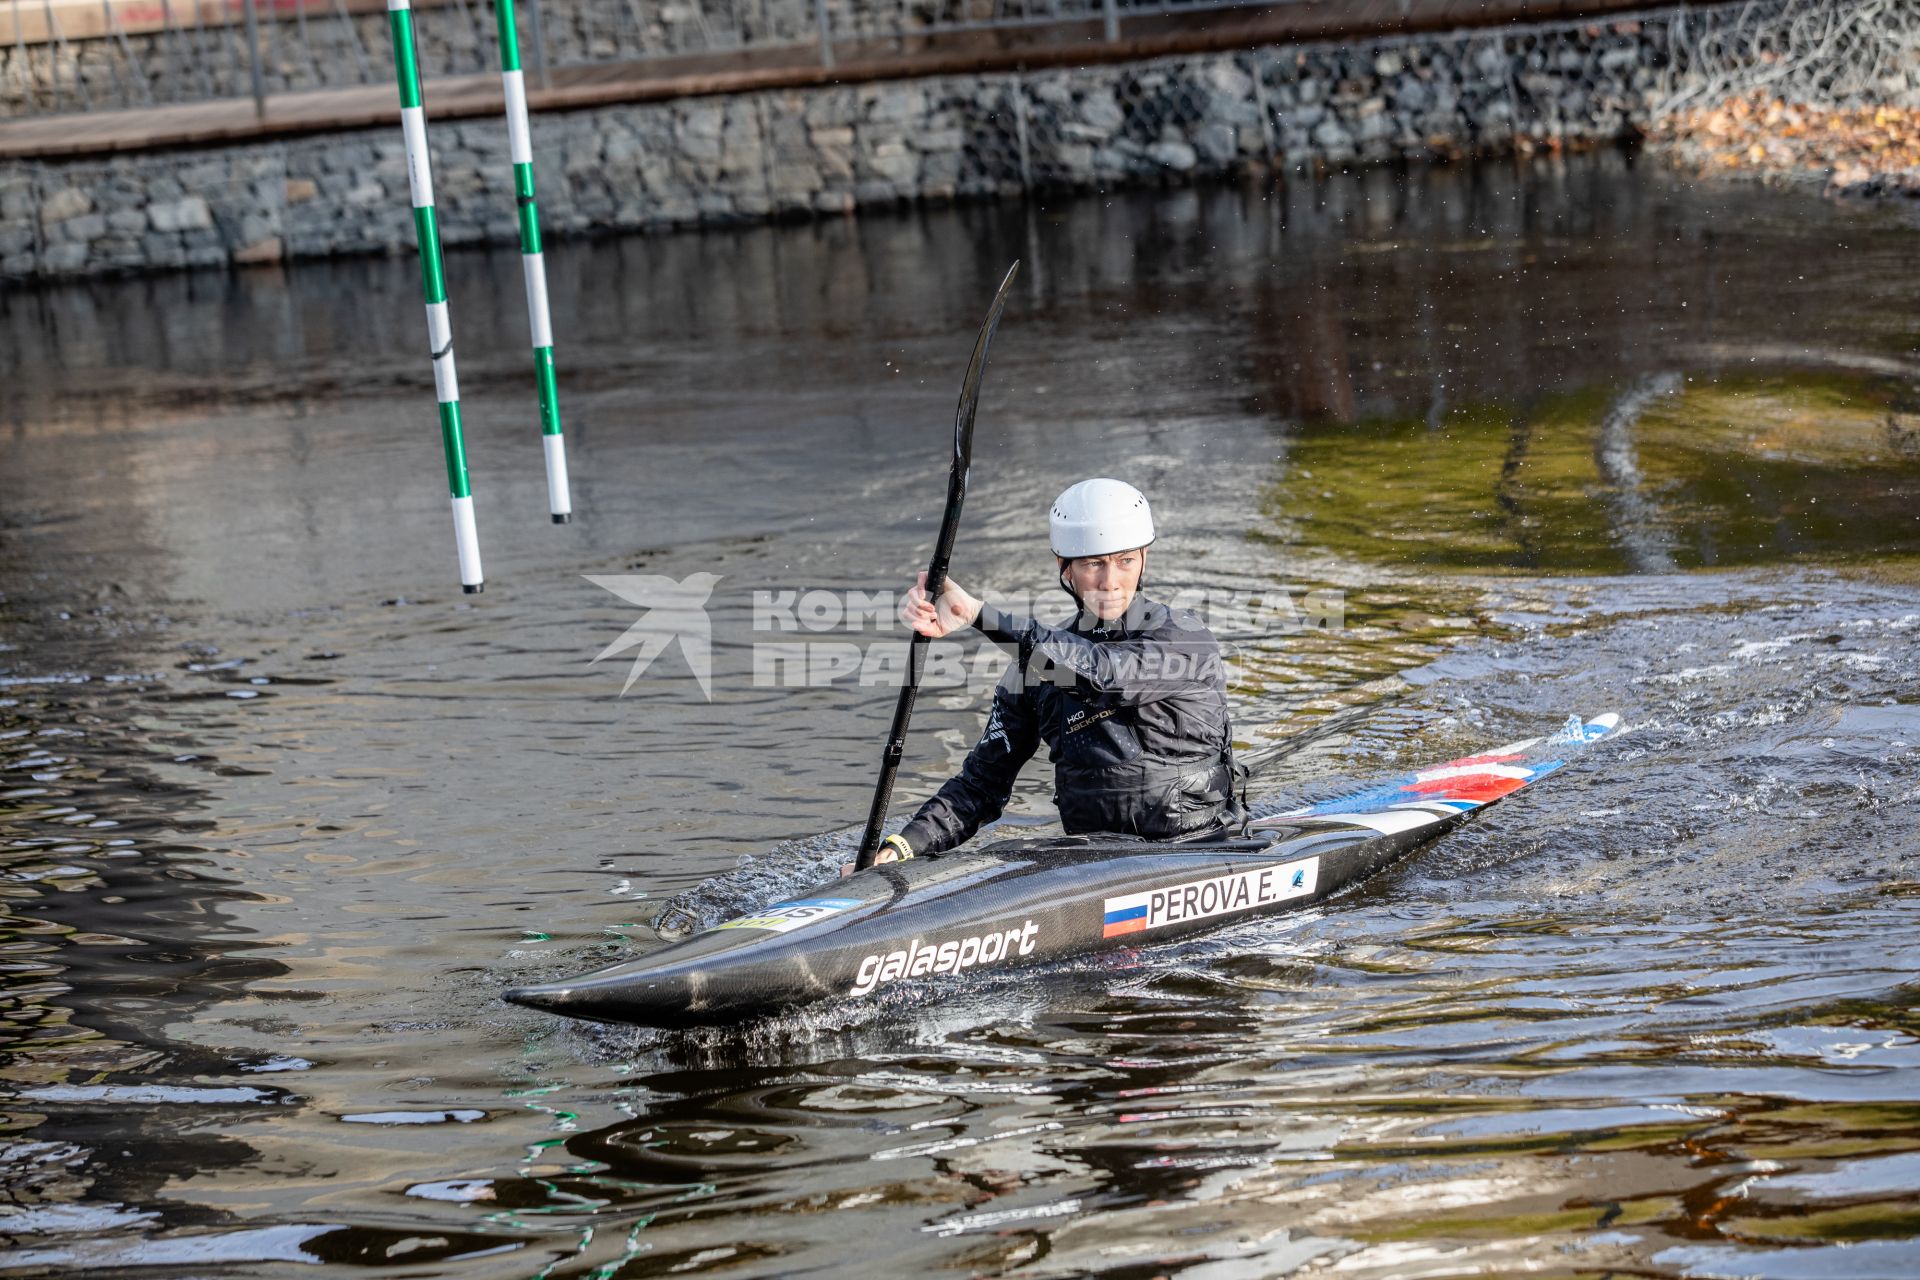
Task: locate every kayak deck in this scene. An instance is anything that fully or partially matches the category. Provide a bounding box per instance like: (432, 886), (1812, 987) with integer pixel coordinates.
(505, 714), (1618, 1028)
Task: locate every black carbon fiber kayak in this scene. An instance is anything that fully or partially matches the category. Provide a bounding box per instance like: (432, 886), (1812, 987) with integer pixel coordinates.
(505, 714), (1619, 1027)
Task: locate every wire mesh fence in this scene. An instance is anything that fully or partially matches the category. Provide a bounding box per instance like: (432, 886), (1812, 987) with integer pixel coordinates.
(29, 0), (1905, 123)
(5, 0), (1914, 199)
(806, 17), (1675, 202)
(1653, 0), (1920, 115)
(0, 0), (1317, 119)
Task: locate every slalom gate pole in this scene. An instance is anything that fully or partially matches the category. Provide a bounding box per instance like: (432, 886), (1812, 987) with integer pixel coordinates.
(386, 0), (484, 591)
(492, 0), (572, 523)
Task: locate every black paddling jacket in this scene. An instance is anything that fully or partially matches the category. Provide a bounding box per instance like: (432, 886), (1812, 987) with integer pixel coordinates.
(897, 594), (1241, 856)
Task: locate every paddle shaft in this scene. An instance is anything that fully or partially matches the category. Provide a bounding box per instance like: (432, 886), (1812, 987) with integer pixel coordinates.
(854, 262), (1019, 870)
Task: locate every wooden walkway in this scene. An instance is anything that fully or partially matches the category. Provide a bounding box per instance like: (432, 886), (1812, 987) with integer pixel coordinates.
(0, 0), (1718, 160)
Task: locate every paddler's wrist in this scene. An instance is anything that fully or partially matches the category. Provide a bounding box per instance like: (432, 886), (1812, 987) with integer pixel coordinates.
(971, 601), (1022, 645)
(943, 581), (984, 628)
(876, 833), (915, 863)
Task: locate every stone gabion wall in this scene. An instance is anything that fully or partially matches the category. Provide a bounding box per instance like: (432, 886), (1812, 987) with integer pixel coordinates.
(0, 0), (1084, 116)
(0, 0), (843, 116)
(1, 14), (1674, 281)
(0, 12), (468, 115)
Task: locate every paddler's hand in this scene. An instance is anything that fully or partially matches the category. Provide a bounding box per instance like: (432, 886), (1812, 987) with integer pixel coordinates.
(840, 834), (914, 878)
(900, 571), (982, 639)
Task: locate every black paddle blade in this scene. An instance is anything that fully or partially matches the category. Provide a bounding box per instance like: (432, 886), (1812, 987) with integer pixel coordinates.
(925, 260), (1020, 602)
(854, 260), (1020, 871)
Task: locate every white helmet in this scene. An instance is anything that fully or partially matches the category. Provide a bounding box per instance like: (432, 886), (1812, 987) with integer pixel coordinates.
(1049, 478), (1156, 558)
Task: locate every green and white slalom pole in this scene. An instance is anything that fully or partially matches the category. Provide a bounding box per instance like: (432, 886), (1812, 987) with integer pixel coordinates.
(387, 0), (484, 592)
(493, 0), (572, 524)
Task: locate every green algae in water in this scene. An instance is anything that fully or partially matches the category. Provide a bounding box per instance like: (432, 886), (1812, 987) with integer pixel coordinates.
(1726, 1203), (1920, 1245)
(1362, 1195), (1678, 1243)
(1272, 371), (1920, 573)
(1274, 397), (1618, 574)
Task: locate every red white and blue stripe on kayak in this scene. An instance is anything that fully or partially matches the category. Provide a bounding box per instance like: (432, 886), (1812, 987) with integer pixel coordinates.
(1249, 713), (1619, 836)
(1102, 901), (1150, 937)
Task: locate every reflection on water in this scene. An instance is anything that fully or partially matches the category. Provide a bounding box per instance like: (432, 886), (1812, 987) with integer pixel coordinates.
(1274, 371), (1920, 573)
(2, 151), (1920, 1277)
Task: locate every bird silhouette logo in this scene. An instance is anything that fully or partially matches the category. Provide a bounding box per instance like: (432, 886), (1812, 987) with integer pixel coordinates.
(585, 573), (722, 700)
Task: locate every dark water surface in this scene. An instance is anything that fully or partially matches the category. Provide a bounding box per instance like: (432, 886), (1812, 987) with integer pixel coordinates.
(3, 152), (1919, 1278)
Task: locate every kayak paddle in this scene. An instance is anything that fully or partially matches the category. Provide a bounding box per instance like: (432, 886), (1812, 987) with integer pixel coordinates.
(853, 261), (1020, 871)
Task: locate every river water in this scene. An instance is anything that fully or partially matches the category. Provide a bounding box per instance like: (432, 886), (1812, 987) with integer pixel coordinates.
(2, 151), (1919, 1278)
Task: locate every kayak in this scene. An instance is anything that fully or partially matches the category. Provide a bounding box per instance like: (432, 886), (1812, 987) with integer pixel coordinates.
(505, 713), (1620, 1028)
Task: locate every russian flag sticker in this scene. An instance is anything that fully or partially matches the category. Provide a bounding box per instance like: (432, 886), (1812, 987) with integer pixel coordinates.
(1102, 897), (1149, 938)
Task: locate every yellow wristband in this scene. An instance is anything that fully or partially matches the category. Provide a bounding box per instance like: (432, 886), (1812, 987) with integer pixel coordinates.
(877, 834), (914, 863)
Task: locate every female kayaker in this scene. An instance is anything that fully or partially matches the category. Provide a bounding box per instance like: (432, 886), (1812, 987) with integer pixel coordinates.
(871, 478), (1243, 865)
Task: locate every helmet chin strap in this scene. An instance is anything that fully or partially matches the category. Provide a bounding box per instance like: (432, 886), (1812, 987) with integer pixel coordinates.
(1056, 564), (1092, 630)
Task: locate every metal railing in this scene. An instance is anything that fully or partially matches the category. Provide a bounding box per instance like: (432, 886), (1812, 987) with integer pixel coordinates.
(1, 0), (1298, 118)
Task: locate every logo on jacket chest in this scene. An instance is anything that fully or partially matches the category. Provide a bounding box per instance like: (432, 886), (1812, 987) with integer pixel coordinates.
(1064, 705), (1118, 736)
